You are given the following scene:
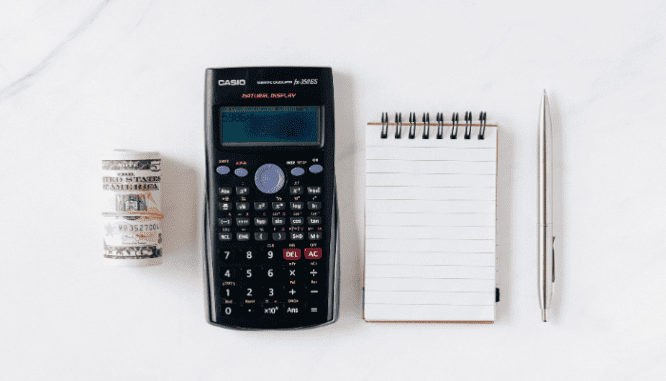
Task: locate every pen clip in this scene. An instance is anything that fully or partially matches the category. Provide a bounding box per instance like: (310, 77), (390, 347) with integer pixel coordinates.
(552, 236), (556, 283)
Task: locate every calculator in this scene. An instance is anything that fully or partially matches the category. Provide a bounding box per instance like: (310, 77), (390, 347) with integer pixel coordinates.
(204, 67), (339, 329)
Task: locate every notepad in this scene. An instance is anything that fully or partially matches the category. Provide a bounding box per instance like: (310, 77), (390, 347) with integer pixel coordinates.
(363, 113), (498, 323)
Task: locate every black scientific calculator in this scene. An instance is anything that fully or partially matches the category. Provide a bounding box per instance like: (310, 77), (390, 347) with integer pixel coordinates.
(204, 67), (339, 329)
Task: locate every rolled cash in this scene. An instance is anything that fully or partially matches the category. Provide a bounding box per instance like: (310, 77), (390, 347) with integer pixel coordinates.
(101, 150), (163, 266)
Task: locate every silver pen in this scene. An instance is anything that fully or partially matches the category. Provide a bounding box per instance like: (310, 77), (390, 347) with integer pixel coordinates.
(538, 90), (555, 322)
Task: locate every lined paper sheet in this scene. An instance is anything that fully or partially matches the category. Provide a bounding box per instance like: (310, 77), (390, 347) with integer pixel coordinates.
(364, 121), (498, 322)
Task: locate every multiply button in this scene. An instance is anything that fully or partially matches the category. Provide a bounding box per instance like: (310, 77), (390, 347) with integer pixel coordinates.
(283, 249), (301, 260)
(304, 248), (322, 259)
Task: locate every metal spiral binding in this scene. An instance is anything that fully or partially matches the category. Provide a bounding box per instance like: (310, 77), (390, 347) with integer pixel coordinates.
(478, 111), (487, 139)
(450, 113), (459, 139)
(464, 111), (472, 139)
(422, 113), (430, 139)
(394, 113), (403, 139)
(436, 113), (444, 139)
(378, 112), (488, 139)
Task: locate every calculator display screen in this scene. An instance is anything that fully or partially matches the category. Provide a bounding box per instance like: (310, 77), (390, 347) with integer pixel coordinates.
(220, 106), (320, 146)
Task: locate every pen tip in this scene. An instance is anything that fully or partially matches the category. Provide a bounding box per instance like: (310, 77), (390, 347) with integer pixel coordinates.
(542, 309), (549, 322)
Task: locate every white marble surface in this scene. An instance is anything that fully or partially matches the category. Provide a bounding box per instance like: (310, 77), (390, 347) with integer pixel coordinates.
(2, 0), (666, 379)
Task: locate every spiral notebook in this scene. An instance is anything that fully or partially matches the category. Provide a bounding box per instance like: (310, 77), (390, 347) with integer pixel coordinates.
(364, 112), (498, 323)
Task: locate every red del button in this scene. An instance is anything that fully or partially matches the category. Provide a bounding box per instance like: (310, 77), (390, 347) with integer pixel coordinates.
(283, 249), (301, 260)
(304, 248), (322, 259)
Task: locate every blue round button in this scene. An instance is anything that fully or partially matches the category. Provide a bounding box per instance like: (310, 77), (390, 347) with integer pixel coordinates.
(216, 165), (230, 175)
(309, 164), (323, 174)
(291, 167), (305, 176)
(234, 168), (248, 177)
(255, 164), (285, 194)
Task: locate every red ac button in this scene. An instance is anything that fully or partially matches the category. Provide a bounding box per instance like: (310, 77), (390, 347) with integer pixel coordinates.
(283, 249), (301, 260)
(304, 248), (322, 259)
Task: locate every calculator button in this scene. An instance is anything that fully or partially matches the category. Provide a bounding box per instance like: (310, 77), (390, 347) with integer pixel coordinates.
(291, 167), (305, 176)
(236, 202), (250, 211)
(254, 202), (268, 211)
(254, 217), (269, 226)
(234, 168), (249, 177)
(218, 218), (232, 226)
(272, 232), (287, 241)
(290, 186), (304, 195)
(255, 164), (286, 194)
(265, 249), (277, 260)
(218, 202), (232, 211)
(290, 232), (305, 240)
(304, 248), (322, 259)
(264, 286), (282, 301)
(243, 305), (261, 316)
(237, 232), (250, 241)
(272, 202), (286, 210)
(220, 268), (235, 279)
(286, 287), (301, 297)
(290, 202), (304, 211)
(307, 216), (321, 225)
(220, 250), (234, 261)
(219, 187), (232, 195)
(283, 248), (301, 260)
(219, 232), (232, 241)
(307, 201), (322, 210)
(236, 187), (250, 195)
(309, 164), (323, 174)
(262, 304), (282, 316)
(236, 217), (250, 226)
(307, 186), (322, 195)
(242, 250), (256, 261)
(308, 232), (322, 240)
(221, 305), (235, 316)
(290, 217), (304, 225)
(254, 232), (268, 241)
(272, 217), (286, 226)
(216, 166), (230, 175)
(285, 305), (302, 315)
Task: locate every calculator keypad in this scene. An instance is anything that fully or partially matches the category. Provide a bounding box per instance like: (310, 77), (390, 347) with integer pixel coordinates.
(213, 160), (329, 327)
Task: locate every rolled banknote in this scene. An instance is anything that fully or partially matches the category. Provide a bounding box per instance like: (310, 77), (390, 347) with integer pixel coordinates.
(101, 150), (163, 266)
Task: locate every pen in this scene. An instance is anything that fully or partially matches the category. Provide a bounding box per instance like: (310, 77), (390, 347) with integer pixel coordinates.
(538, 90), (555, 322)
